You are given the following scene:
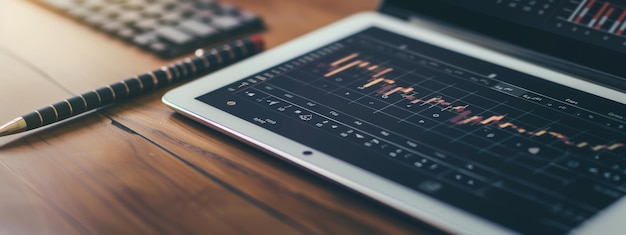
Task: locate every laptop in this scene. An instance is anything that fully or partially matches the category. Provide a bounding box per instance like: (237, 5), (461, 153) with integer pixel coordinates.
(162, 1), (626, 234)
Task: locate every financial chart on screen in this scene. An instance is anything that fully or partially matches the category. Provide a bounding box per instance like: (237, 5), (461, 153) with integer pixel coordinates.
(197, 27), (626, 234)
(449, 0), (626, 53)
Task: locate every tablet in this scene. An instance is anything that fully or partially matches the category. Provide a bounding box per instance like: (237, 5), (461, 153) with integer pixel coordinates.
(163, 12), (626, 234)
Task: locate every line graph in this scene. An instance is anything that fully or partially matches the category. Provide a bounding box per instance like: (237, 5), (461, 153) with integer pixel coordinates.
(322, 52), (625, 153)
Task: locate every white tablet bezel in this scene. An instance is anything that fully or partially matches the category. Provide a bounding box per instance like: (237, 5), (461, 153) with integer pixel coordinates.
(163, 11), (626, 235)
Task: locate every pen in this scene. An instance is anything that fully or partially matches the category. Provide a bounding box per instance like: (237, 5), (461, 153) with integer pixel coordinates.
(0, 35), (265, 137)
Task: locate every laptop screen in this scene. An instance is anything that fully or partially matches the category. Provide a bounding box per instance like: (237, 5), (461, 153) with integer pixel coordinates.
(380, 0), (626, 91)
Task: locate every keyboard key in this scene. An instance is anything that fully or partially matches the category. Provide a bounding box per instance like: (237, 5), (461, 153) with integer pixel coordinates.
(132, 32), (158, 48)
(162, 0), (178, 10)
(115, 28), (136, 40)
(141, 3), (166, 18)
(155, 26), (194, 45)
(133, 18), (160, 31)
(178, 20), (218, 37)
(194, 9), (218, 22)
(148, 42), (168, 53)
(159, 12), (184, 24)
(99, 4), (124, 19)
(100, 21), (125, 33)
(122, 0), (146, 10)
(210, 15), (241, 31)
(239, 11), (263, 26)
(174, 2), (197, 17)
(117, 11), (143, 23)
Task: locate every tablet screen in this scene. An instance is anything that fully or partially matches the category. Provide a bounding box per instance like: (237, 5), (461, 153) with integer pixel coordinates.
(196, 27), (626, 234)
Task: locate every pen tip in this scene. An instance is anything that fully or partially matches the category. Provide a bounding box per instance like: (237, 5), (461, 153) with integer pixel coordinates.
(0, 118), (27, 137)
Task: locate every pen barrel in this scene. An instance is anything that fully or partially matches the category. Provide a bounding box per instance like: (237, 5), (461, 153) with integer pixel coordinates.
(21, 36), (265, 131)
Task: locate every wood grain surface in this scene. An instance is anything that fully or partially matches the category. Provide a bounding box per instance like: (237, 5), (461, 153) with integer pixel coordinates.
(0, 0), (439, 234)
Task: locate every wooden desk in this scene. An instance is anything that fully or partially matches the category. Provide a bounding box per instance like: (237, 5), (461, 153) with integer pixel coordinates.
(0, 0), (435, 234)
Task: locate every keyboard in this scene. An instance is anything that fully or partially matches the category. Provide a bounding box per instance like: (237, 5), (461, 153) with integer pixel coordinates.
(31, 0), (265, 59)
